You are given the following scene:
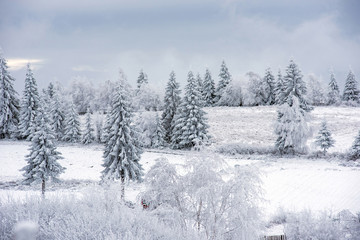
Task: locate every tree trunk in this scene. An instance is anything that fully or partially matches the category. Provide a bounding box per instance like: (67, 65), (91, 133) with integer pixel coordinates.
(42, 179), (45, 198)
(120, 172), (125, 200)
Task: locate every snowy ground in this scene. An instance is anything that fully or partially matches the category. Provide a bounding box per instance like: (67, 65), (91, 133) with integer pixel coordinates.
(1, 106), (360, 218)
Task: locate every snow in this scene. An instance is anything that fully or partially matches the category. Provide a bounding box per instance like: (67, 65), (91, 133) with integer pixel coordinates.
(1, 106), (360, 217)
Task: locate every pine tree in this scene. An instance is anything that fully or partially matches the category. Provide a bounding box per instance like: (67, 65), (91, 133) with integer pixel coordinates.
(47, 82), (55, 99)
(263, 68), (276, 105)
(102, 80), (143, 199)
(161, 71), (181, 143)
(327, 72), (341, 105)
(215, 60), (231, 103)
(82, 108), (95, 144)
(50, 91), (65, 140)
(137, 69), (148, 89)
(275, 70), (285, 104)
(101, 107), (112, 143)
(62, 103), (81, 142)
(196, 73), (204, 102)
(342, 70), (359, 103)
(152, 113), (165, 148)
(171, 71), (209, 149)
(279, 60), (312, 112)
(349, 131), (360, 160)
(19, 63), (40, 140)
(315, 120), (335, 155)
(21, 104), (65, 196)
(202, 68), (216, 106)
(275, 93), (310, 155)
(0, 54), (20, 139)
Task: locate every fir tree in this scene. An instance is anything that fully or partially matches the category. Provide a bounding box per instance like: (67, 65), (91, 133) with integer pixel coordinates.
(275, 70), (285, 104)
(50, 91), (65, 140)
(47, 82), (55, 99)
(152, 113), (165, 148)
(196, 73), (204, 103)
(202, 68), (216, 106)
(342, 70), (359, 103)
(263, 68), (276, 105)
(19, 63), (40, 140)
(62, 102), (81, 142)
(95, 117), (103, 143)
(102, 80), (143, 199)
(101, 107), (112, 143)
(0, 54), (20, 139)
(161, 71), (181, 143)
(349, 131), (360, 160)
(275, 93), (310, 155)
(137, 69), (148, 89)
(279, 60), (312, 112)
(21, 105), (65, 196)
(215, 60), (231, 103)
(315, 120), (335, 155)
(171, 71), (209, 149)
(327, 72), (341, 105)
(82, 108), (95, 144)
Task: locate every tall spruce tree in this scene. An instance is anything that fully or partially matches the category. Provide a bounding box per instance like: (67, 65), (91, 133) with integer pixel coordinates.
(196, 73), (204, 100)
(101, 107), (112, 144)
(171, 71), (209, 149)
(349, 131), (360, 160)
(19, 63), (40, 140)
(62, 102), (81, 142)
(0, 54), (20, 139)
(137, 69), (148, 89)
(275, 70), (285, 104)
(342, 70), (359, 103)
(50, 91), (65, 140)
(263, 68), (276, 105)
(327, 72), (341, 105)
(161, 71), (181, 143)
(202, 68), (216, 106)
(21, 104), (65, 196)
(102, 80), (143, 199)
(315, 120), (335, 155)
(215, 60), (231, 103)
(279, 60), (312, 111)
(152, 113), (165, 148)
(82, 108), (95, 144)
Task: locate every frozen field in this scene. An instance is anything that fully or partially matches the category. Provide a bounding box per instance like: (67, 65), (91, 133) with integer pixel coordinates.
(1, 106), (360, 217)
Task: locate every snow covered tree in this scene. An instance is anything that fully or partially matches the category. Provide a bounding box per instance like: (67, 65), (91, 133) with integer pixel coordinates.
(50, 91), (65, 140)
(62, 102), (81, 143)
(82, 108), (95, 144)
(101, 80), (143, 199)
(171, 71), (209, 149)
(217, 80), (243, 106)
(161, 71), (181, 143)
(95, 116), (103, 143)
(137, 69), (148, 89)
(47, 82), (55, 99)
(19, 63), (40, 140)
(275, 93), (310, 155)
(261, 68), (276, 105)
(69, 77), (95, 114)
(246, 72), (263, 106)
(0, 54), (20, 139)
(21, 104), (65, 196)
(349, 131), (360, 160)
(306, 74), (327, 106)
(152, 113), (165, 148)
(133, 85), (162, 111)
(101, 107), (112, 143)
(275, 70), (285, 104)
(202, 68), (216, 106)
(196, 73), (204, 104)
(327, 72), (341, 105)
(215, 60), (231, 103)
(315, 120), (335, 155)
(279, 60), (312, 112)
(343, 70), (359, 104)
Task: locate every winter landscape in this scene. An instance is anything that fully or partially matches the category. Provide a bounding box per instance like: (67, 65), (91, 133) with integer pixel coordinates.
(1, 1), (360, 240)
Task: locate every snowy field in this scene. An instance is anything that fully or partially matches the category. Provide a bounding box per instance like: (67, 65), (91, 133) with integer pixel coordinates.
(1, 106), (360, 218)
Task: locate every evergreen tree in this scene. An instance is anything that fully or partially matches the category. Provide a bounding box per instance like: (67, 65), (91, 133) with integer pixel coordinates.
(342, 70), (359, 103)
(82, 108), (95, 144)
(275, 70), (285, 104)
(215, 60), (231, 103)
(19, 63), (40, 140)
(47, 82), (55, 99)
(50, 91), (65, 140)
(202, 68), (216, 106)
(275, 93), (310, 155)
(327, 72), (341, 105)
(196, 73), (204, 102)
(0, 54), (20, 139)
(171, 71), (209, 149)
(315, 120), (335, 155)
(349, 131), (360, 160)
(95, 117), (103, 143)
(279, 60), (312, 112)
(137, 69), (148, 89)
(102, 80), (143, 199)
(21, 105), (65, 196)
(101, 107), (112, 143)
(161, 71), (181, 143)
(152, 113), (165, 148)
(62, 102), (81, 142)
(263, 68), (276, 105)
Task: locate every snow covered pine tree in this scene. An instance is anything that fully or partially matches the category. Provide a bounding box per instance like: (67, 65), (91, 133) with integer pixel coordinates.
(171, 71), (209, 149)
(101, 79), (143, 199)
(50, 90), (65, 140)
(343, 70), (359, 105)
(82, 107), (95, 144)
(215, 60), (231, 103)
(202, 68), (216, 106)
(137, 69), (148, 89)
(315, 120), (335, 155)
(19, 63), (40, 140)
(161, 71), (181, 143)
(0, 53), (20, 139)
(275, 70), (285, 104)
(62, 102), (81, 142)
(22, 104), (65, 196)
(349, 131), (360, 160)
(327, 71), (341, 105)
(262, 68), (276, 105)
(152, 113), (165, 148)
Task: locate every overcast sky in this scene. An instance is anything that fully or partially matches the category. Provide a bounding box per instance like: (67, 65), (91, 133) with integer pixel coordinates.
(1, 0), (359, 92)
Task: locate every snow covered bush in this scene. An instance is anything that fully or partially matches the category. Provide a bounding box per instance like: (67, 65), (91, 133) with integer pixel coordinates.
(216, 143), (276, 155)
(216, 80), (243, 107)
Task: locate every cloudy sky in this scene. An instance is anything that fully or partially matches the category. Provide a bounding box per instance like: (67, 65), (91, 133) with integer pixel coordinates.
(1, 0), (359, 92)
